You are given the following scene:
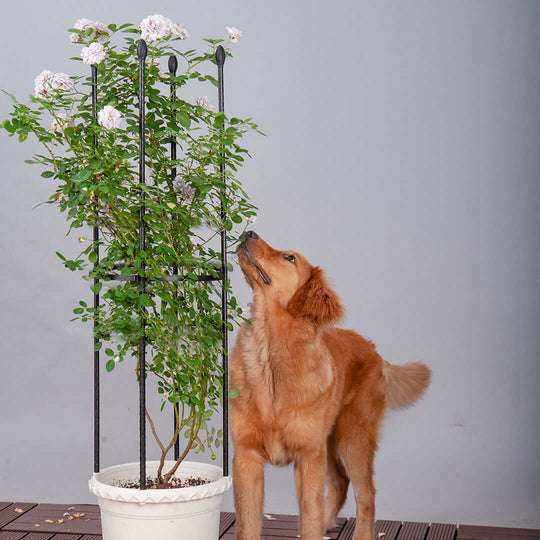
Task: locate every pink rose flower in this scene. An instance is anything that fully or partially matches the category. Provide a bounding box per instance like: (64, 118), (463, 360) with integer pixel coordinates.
(71, 18), (109, 43)
(34, 71), (74, 97)
(98, 105), (121, 129)
(139, 14), (171, 41)
(196, 95), (213, 112)
(139, 14), (188, 42)
(171, 23), (189, 39)
(173, 176), (196, 201)
(81, 42), (107, 65)
(226, 26), (243, 43)
(34, 70), (54, 97)
(50, 73), (75, 92)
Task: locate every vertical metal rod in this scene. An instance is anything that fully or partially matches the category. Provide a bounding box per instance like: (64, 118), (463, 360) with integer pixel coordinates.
(91, 64), (100, 475)
(137, 39), (148, 490)
(168, 54), (180, 462)
(215, 45), (229, 477)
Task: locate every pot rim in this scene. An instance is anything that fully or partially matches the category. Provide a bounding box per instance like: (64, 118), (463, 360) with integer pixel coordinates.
(89, 460), (232, 504)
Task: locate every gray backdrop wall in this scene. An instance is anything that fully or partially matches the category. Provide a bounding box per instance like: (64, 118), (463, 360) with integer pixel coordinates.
(1, 0), (539, 529)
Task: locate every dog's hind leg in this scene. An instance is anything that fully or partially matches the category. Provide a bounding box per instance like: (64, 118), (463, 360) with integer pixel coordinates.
(335, 400), (383, 540)
(323, 431), (350, 532)
(233, 447), (265, 540)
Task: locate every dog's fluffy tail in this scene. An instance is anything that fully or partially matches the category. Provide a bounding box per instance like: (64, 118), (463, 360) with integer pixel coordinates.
(383, 361), (431, 409)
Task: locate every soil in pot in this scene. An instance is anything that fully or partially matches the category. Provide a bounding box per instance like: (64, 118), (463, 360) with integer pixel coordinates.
(114, 476), (210, 489)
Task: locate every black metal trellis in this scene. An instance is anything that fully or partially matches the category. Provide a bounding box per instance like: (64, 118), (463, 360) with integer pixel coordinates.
(91, 64), (99, 476)
(91, 42), (230, 488)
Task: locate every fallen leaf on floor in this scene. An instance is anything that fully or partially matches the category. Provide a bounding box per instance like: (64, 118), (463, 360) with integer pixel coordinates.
(45, 520), (54, 523)
(264, 514), (276, 520)
(15, 508), (23, 513)
(378, 533), (386, 537)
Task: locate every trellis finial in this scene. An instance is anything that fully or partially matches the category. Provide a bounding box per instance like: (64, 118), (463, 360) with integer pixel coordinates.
(137, 39), (147, 60)
(215, 45), (226, 66)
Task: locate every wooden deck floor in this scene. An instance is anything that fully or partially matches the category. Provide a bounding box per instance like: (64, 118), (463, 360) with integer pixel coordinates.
(1, 502), (539, 540)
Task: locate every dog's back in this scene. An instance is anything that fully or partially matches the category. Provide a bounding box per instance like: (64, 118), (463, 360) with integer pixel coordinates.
(322, 327), (431, 411)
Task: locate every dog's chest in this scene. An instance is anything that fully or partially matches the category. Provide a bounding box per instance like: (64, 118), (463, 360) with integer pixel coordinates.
(238, 324), (335, 465)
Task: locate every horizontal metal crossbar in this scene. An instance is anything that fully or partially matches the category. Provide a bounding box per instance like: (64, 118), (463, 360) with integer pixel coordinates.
(102, 273), (223, 283)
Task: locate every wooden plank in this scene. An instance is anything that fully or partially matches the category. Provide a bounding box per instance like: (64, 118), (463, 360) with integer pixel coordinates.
(221, 530), (298, 540)
(27, 506), (98, 513)
(337, 518), (356, 540)
(219, 512), (235, 537)
(78, 536), (101, 540)
(340, 519), (404, 540)
(426, 523), (457, 540)
(227, 526), (298, 538)
(0, 503), (37, 529)
(13, 534), (55, 540)
(375, 520), (403, 540)
(457, 525), (540, 539)
(263, 514), (299, 522)
(5, 520), (101, 536)
(0, 531), (29, 540)
(15, 505), (99, 517)
(458, 535), (537, 540)
(4, 503), (101, 536)
(12, 510), (99, 522)
(0, 505), (13, 514)
(50, 535), (83, 540)
(227, 516), (346, 539)
(397, 521), (430, 540)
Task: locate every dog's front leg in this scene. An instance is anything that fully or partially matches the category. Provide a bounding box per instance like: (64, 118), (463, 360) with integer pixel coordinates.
(233, 447), (265, 540)
(294, 447), (327, 540)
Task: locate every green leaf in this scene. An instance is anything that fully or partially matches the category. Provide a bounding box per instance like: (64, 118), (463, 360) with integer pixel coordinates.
(91, 282), (102, 295)
(88, 251), (98, 264)
(139, 294), (153, 307)
(73, 169), (92, 182)
(176, 111), (191, 129)
(228, 388), (241, 399)
(89, 158), (102, 170)
(106, 360), (115, 372)
(2, 120), (15, 133)
(41, 170), (54, 178)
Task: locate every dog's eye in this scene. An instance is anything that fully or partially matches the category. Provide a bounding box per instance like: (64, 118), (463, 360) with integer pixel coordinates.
(284, 254), (296, 264)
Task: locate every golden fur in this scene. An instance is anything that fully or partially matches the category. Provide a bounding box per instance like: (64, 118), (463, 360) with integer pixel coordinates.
(230, 232), (431, 540)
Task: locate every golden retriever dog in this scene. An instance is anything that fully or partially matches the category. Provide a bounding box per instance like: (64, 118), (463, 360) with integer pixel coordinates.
(230, 231), (431, 540)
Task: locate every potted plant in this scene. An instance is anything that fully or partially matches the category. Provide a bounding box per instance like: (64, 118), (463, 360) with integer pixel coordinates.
(2, 14), (257, 540)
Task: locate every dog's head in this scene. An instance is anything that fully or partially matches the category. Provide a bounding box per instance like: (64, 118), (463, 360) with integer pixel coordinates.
(238, 231), (344, 326)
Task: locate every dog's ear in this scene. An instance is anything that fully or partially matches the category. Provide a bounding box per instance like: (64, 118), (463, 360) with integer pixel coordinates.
(287, 267), (344, 326)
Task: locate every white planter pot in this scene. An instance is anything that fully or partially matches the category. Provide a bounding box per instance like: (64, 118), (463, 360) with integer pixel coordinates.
(89, 460), (232, 540)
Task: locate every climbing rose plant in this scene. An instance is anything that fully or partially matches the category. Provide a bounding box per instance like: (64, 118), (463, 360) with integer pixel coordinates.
(2, 15), (258, 488)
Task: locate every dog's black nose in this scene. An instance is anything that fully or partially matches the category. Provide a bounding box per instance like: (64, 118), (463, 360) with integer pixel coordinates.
(246, 230), (259, 240)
